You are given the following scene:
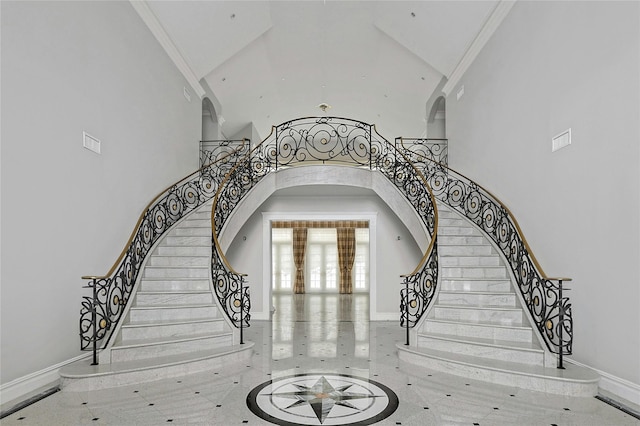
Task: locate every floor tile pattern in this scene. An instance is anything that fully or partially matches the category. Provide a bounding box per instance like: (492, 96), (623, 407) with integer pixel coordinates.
(2, 294), (638, 425)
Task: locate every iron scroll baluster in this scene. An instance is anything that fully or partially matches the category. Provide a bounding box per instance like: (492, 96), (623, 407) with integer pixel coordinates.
(547, 277), (572, 369)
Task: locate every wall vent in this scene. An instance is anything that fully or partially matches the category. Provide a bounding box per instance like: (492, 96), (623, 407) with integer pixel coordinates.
(552, 128), (571, 152)
(83, 131), (101, 154)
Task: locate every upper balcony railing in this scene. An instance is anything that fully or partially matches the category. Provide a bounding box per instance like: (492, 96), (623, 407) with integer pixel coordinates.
(210, 117), (440, 334)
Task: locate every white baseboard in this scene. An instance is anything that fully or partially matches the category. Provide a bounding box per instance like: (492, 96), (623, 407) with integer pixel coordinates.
(567, 358), (640, 405)
(0, 353), (91, 407)
(370, 312), (399, 321)
(251, 312), (270, 321)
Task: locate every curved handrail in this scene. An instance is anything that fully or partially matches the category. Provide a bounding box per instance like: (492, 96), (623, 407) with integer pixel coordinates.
(209, 117), (440, 329)
(210, 128), (276, 276)
(399, 137), (572, 355)
(79, 139), (249, 351)
(82, 139), (249, 280)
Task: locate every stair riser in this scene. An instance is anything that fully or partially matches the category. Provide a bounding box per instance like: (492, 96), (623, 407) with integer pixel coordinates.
(121, 320), (225, 341)
(438, 293), (516, 307)
(140, 280), (211, 292)
(439, 245), (494, 256)
(170, 227), (211, 237)
(438, 218), (466, 226)
(438, 227), (479, 236)
(416, 336), (544, 366)
(111, 334), (233, 362)
(442, 267), (507, 279)
(147, 256), (210, 267)
(441, 280), (512, 292)
(434, 307), (523, 325)
(424, 322), (533, 343)
(397, 349), (598, 397)
(164, 236), (211, 246)
(155, 246), (210, 256)
(130, 306), (218, 322)
(178, 219), (210, 228)
(440, 256), (501, 267)
(136, 293), (213, 306)
(143, 267), (210, 278)
(440, 236), (489, 245)
(189, 211), (212, 220)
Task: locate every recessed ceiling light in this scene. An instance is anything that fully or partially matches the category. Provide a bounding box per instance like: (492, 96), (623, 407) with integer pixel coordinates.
(222, 77), (226, 82)
(318, 103), (332, 112)
(421, 76), (426, 81)
(230, 13), (236, 19)
(384, 94), (388, 98)
(259, 95), (263, 99)
(411, 12), (416, 17)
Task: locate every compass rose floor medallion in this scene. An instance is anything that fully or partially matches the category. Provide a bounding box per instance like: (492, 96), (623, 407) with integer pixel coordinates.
(246, 373), (399, 425)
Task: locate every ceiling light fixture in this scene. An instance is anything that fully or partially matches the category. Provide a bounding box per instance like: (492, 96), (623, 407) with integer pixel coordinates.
(318, 103), (331, 113)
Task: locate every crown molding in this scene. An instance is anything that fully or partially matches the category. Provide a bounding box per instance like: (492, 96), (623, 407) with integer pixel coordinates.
(442, 0), (516, 97)
(129, 0), (206, 99)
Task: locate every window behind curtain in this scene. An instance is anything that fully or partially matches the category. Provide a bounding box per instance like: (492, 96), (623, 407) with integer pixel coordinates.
(307, 228), (338, 292)
(272, 228), (293, 292)
(272, 226), (369, 293)
(354, 228), (369, 291)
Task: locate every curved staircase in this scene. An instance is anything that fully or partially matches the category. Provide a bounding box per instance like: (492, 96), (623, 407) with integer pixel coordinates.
(398, 204), (598, 396)
(61, 201), (253, 391)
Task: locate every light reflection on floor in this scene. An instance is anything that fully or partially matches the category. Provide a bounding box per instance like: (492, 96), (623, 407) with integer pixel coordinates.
(1, 293), (638, 425)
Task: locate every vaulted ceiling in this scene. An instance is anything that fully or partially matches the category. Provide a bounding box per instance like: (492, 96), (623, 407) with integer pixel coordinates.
(143, 1), (504, 140)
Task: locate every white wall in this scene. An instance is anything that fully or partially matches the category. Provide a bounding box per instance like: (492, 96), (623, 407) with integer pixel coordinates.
(225, 190), (423, 319)
(447, 1), (640, 391)
(1, 1), (200, 385)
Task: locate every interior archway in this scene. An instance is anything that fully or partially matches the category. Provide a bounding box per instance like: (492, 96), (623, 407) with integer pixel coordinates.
(220, 165), (429, 321)
(427, 96), (446, 139)
(202, 97), (219, 141)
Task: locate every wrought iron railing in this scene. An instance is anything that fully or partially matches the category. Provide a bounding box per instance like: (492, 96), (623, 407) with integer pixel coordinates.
(397, 138), (448, 166)
(399, 137), (573, 358)
(200, 139), (247, 168)
(79, 140), (249, 359)
(209, 117), (439, 335)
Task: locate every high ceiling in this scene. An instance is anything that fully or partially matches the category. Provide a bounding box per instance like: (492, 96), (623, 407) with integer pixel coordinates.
(145, 1), (501, 140)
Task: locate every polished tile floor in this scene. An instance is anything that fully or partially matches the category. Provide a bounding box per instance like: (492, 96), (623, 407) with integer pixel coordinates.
(3, 294), (639, 425)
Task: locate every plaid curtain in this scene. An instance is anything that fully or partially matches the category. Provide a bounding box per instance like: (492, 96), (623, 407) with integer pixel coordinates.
(337, 228), (356, 294)
(292, 228), (308, 294)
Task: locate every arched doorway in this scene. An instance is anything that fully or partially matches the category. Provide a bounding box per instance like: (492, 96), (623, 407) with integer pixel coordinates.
(201, 97), (219, 141)
(427, 96), (446, 139)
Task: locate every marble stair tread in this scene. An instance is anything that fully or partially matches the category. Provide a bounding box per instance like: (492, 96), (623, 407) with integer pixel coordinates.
(116, 331), (232, 349)
(149, 254), (210, 258)
(140, 277), (210, 281)
(122, 317), (223, 328)
(144, 265), (210, 269)
(427, 318), (532, 331)
(60, 342), (254, 379)
(136, 290), (212, 295)
(438, 290), (515, 296)
(435, 303), (522, 311)
(397, 344), (599, 383)
(130, 302), (217, 310)
(419, 331), (543, 353)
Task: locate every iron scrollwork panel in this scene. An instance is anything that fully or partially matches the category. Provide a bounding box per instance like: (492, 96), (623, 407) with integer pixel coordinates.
(400, 244), (439, 328)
